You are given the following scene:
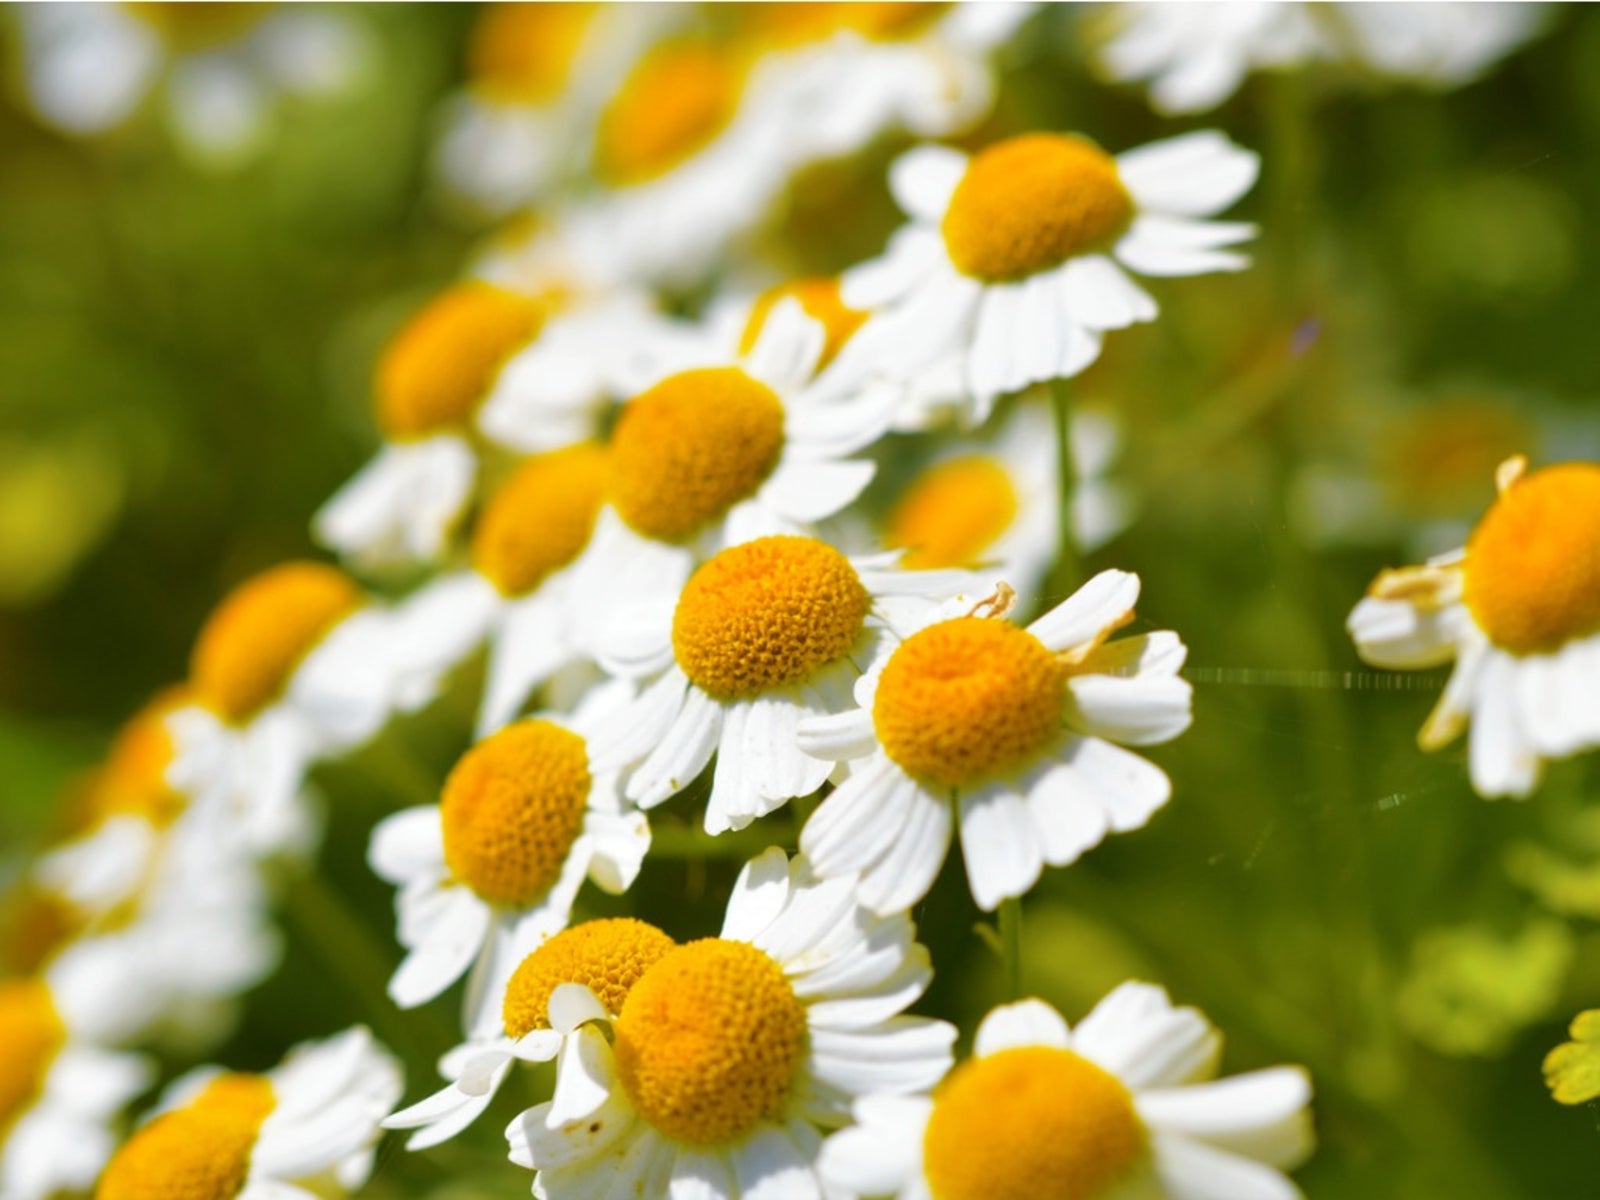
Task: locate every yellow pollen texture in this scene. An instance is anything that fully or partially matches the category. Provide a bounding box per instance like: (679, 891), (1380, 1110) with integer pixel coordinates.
(190, 563), (361, 724)
(739, 278), (868, 371)
(614, 938), (807, 1145)
(887, 456), (1020, 569)
(441, 720), (592, 908)
(1463, 463), (1600, 655)
(472, 443), (608, 597)
(596, 43), (743, 186)
(874, 617), (1064, 788)
(608, 367), (786, 543)
(376, 282), (544, 440)
(502, 918), (676, 1038)
(467, 2), (595, 104)
(673, 536), (870, 700)
(923, 1046), (1147, 1200)
(942, 134), (1135, 283)
(96, 1074), (276, 1200)
(0, 979), (65, 1140)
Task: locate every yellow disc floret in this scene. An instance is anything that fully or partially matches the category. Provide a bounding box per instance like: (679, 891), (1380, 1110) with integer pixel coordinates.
(472, 444), (608, 597)
(888, 456), (1020, 569)
(739, 278), (868, 372)
(441, 720), (592, 908)
(673, 537), (870, 700)
(922, 1045), (1147, 1200)
(874, 617), (1064, 787)
(190, 563), (361, 725)
(596, 42), (744, 186)
(376, 282), (544, 440)
(96, 1074), (276, 1200)
(942, 134), (1134, 283)
(0, 979), (65, 1141)
(502, 918), (676, 1038)
(614, 938), (807, 1145)
(1463, 463), (1600, 655)
(609, 367), (786, 543)
(467, 2), (595, 104)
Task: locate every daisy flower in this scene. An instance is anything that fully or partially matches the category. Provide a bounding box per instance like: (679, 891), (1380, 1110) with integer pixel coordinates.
(1347, 456), (1600, 798)
(367, 684), (651, 1036)
(800, 570), (1192, 913)
(13, 2), (370, 167)
(842, 130), (1259, 416)
(314, 281), (547, 573)
(506, 848), (956, 1198)
(594, 533), (977, 834)
(884, 395), (1132, 603)
(165, 561), (399, 858)
(820, 988), (1314, 1200)
(383, 917), (676, 1150)
(0, 976), (150, 1200)
(566, 300), (899, 647)
(93, 1026), (402, 1200)
(1093, 1), (1547, 116)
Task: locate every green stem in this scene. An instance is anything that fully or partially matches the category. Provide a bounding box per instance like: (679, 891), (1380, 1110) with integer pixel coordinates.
(649, 823), (787, 860)
(1047, 379), (1080, 605)
(999, 895), (1024, 999)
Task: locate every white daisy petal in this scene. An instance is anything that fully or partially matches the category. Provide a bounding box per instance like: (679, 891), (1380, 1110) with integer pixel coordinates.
(974, 998), (1074, 1055)
(1071, 982), (1220, 1089)
(732, 1124), (819, 1200)
(669, 1147), (738, 1199)
(1027, 570), (1141, 652)
(628, 681), (721, 809)
(1137, 1068), (1314, 1168)
(1066, 673), (1194, 745)
(721, 847), (795, 943)
(957, 785), (1045, 911)
(1058, 255), (1160, 330)
(818, 1096), (932, 1197)
(388, 890), (492, 1008)
(890, 144), (969, 220)
(1150, 1134), (1305, 1200)
(1116, 131), (1261, 217)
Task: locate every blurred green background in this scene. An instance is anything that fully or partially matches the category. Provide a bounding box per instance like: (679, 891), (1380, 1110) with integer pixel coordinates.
(4, 4), (1600, 1197)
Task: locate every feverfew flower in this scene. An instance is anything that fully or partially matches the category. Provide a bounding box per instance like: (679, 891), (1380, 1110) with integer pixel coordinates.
(93, 1027), (402, 1200)
(800, 570), (1191, 912)
(1347, 457), (1600, 798)
(368, 685), (650, 1036)
(595, 534), (977, 834)
(314, 281), (546, 573)
(506, 849), (955, 1199)
(844, 130), (1259, 419)
(821, 989), (1314, 1200)
(0, 976), (150, 1200)
(383, 917), (676, 1150)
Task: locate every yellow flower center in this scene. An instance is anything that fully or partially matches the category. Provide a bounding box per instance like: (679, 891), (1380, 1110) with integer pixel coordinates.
(502, 917), (676, 1038)
(190, 563), (361, 725)
(739, 278), (868, 372)
(672, 536), (870, 701)
(96, 1074), (277, 1200)
(376, 282), (545, 440)
(609, 367), (786, 543)
(614, 939), (807, 1146)
(942, 134), (1135, 283)
(123, 3), (268, 51)
(1, 886), (84, 975)
(87, 690), (189, 828)
(596, 42), (745, 187)
(441, 720), (592, 908)
(874, 617), (1064, 788)
(0, 979), (65, 1142)
(1463, 463), (1600, 655)
(467, 2), (595, 105)
(887, 456), (1020, 569)
(922, 1046), (1147, 1200)
(471, 443), (608, 597)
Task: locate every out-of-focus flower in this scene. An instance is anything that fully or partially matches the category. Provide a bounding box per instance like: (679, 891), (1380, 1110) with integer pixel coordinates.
(1092, 1), (1547, 115)
(13, 2), (371, 167)
(505, 848), (954, 1198)
(592, 534), (977, 835)
(800, 570), (1191, 912)
(884, 395), (1131, 605)
(94, 1026), (402, 1200)
(383, 917), (676, 1150)
(368, 684), (650, 1036)
(1545, 1010), (1600, 1106)
(844, 131), (1258, 421)
(1347, 457), (1600, 797)
(0, 975), (150, 1200)
(165, 562), (398, 857)
(820, 988), (1314, 1200)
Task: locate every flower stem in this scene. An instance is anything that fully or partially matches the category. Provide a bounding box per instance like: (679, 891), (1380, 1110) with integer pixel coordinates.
(998, 895), (1024, 999)
(1047, 379), (1080, 605)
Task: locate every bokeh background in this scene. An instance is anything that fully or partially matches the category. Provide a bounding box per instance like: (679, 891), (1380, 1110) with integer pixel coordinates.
(4, 4), (1600, 1196)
